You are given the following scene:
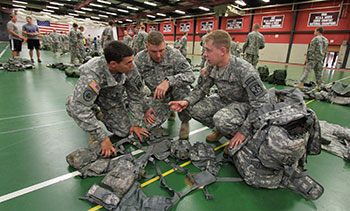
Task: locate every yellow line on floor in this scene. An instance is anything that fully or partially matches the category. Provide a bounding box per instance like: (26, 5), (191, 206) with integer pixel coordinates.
(306, 99), (315, 105)
(89, 141), (229, 211)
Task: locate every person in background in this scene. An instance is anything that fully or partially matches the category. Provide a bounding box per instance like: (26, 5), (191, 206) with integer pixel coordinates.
(7, 14), (25, 58)
(22, 16), (41, 63)
(242, 23), (265, 68)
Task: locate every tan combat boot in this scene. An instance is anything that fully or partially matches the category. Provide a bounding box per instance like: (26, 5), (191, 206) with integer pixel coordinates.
(206, 130), (223, 142)
(88, 135), (98, 146)
(293, 82), (304, 89)
(168, 111), (176, 121)
(179, 122), (189, 139)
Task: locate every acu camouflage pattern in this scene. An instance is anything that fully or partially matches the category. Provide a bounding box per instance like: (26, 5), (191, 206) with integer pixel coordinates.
(83, 184), (121, 210)
(320, 120), (350, 162)
(231, 41), (241, 57)
(170, 139), (192, 160)
(123, 34), (132, 48)
(69, 29), (79, 62)
(303, 81), (350, 106)
(102, 26), (114, 48)
(300, 34), (328, 85)
(179, 35), (187, 57)
(2, 58), (34, 72)
(66, 56), (145, 142)
(189, 142), (222, 176)
(185, 56), (268, 137)
(134, 46), (195, 126)
(134, 30), (148, 53)
(50, 31), (60, 53)
(242, 31), (265, 67)
(231, 88), (323, 200)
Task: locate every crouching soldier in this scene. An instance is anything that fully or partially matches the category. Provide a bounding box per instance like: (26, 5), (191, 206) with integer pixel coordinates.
(66, 41), (149, 158)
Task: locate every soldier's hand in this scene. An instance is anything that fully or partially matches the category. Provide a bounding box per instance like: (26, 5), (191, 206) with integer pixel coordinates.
(144, 108), (156, 125)
(130, 126), (149, 142)
(168, 100), (189, 112)
(154, 80), (170, 100)
(100, 137), (117, 158)
(229, 131), (246, 149)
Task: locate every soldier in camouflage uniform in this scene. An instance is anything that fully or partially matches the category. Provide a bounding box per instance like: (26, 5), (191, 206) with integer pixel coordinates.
(123, 30), (132, 48)
(295, 27), (328, 90)
(134, 25), (148, 54)
(169, 30), (268, 149)
(198, 29), (210, 68)
(69, 23), (79, 64)
(179, 32), (188, 57)
(242, 23), (265, 68)
(66, 41), (149, 158)
(102, 21), (115, 49)
(132, 28), (139, 55)
(50, 29), (60, 56)
(231, 37), (241, 57)
(174, 37), (181, 50)
(77, 26), (86, 63)
(134, 31), (195, 139)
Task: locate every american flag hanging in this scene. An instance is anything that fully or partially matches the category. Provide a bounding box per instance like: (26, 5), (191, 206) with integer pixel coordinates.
(37, 20), (69, 34)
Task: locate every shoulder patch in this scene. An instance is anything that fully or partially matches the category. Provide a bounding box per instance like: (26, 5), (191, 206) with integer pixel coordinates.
(89, 80), (101, 94)
(245, 76), (264, 97)
(83, 90), (94, 102)
(134, 75), (143, 91)
(179, 62), (189, 70)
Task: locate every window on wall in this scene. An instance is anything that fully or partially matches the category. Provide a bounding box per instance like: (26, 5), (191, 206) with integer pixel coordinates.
(201, 21), (213, 31)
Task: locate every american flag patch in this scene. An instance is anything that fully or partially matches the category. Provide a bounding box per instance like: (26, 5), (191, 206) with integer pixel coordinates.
(89, 80), (101, 94)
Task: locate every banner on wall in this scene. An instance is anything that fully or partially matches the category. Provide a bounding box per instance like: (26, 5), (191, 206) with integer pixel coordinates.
(149, 25), (157, 32)
(308, 11), (339, 27)
(226, 18), (243, 30)
(261, 15), (284, 28)
(179, 23), (190, 32)
(163, 24), (172, 32)
(201, 21), (213, 31)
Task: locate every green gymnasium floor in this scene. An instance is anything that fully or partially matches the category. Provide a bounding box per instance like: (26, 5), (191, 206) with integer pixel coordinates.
(0, 43), (349, 211)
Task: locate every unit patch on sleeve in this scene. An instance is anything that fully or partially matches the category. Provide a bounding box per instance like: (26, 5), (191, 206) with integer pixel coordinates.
(89, 80), (101, 94)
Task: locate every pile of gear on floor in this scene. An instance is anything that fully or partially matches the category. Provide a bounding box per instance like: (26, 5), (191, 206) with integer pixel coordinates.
(0, 57), (34, 72)
(257, 65), (287, 85)
(66, 88), (329, 210)
(46, 63), (80, 77)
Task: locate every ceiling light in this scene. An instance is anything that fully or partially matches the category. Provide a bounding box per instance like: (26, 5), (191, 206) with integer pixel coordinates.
(68, 13), (79, 16)
(235, 0), (246, 6)
(106, 11), (117, 16)
(125, 19), (132, 22)
(117, 9), (128, 13)
(85, 18), (91, 20)
(98, 14), (108, 18)
(97, 0), (111, 5)
(12, 4), (26, 8)
(147, 14), (155, 18)
(47, 5), (59, 9)
(127, 6), (138, 11)
(174, 10), (185, 14)
(156, 13), (166, 17)
(75, 10), (86, 14)
(198, 6), (210, 11)
(90, 3), (103, 8)
(41, 11), (51, 15)
(42, 9), (54, 13)
(50, 2), (64, 6)
(12, 0), (27, 5)
(118, 20), (123, 23)
(15, 8), (25, 11)
(91, 16), (100, 19)
(262, 0), (270, 2)
(144, 1), (157, 6)
(81, 7), (93, 11)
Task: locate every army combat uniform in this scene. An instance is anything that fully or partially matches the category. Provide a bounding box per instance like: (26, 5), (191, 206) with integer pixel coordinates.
(77, 30), (86, 62)
(242, 31), (265, 68)
(50, 31), (60, 55)
(69, 29), (79, 63)
(123, 34), (132, 48)
(134, 30), (148, 54)
(198, 34), (208, 68)
(231, 41), (241, 57)
(179, 34), (187, 57)
(66, 56), (145, 142)
(134, 46), (195, 128)
(185, 56), (268, 138)
(299, 34), (328, 86)
(102, 26), (114, 49)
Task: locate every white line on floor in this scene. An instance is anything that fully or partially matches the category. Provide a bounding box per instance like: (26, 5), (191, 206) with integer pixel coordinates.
(0, 126), (209, 203)
(0, 44), (9, 58)
(0, 109), (66, 121)
(0, 120), (73, 135)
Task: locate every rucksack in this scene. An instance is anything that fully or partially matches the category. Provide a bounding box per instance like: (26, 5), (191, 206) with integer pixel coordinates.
(268, 69), (287, 85)
(257, 66), (269, 82)
(231, 88), (323, 200)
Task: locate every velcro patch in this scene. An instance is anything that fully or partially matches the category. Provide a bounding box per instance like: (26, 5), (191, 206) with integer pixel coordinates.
(89, 80), (101, 94)
(179, 62), (189, 70)
(134, 75), (143, 91)
(249, 82), (264, 96)
(201, 68), (208, 77)
(83, 90), (94, 102)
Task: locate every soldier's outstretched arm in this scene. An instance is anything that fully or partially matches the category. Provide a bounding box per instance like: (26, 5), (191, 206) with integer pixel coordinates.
(168, 100), (189, 112)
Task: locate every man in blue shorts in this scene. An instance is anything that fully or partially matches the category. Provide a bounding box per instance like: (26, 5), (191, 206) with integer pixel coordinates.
(22, 16), (41, 63)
